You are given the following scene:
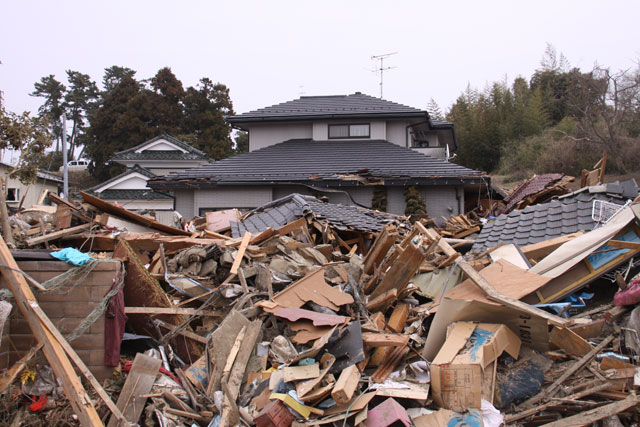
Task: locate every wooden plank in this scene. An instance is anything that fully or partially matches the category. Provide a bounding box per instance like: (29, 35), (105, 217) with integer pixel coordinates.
(81, 191), (190, 236)
(540, 394), (639, 427)
(220, 320), (262, 427)
(55, 204), (72, 229)
(362, 332), (409, 347)
(124, 307), (223, 316)
(230, 231), (251, 275)
(154, 319), (208, 344)
(516, 335), (614, 410)
(370, 303), (409, 367)
(365, 289), (397, 311)
(506, 381), (615, 423)
(371, 345), (409, 383)
(283, 364), (320, 382)
(608, 240), (640, 250)
(108, 353), (161, 427)
(25, 223), (91, 246)
(363, 225), (397, 275)
(331, 364), (360, 405)
(369, 238), (426, 299)
(418, 223), (570, 327)
(0, 234), (104, 426)
(550, 326), (593, 357)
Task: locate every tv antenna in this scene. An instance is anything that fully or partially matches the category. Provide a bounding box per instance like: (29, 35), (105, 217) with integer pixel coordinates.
(371, 52), (397, 98)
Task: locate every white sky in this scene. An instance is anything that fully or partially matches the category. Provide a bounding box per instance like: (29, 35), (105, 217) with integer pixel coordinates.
(1, 0), (639, 119)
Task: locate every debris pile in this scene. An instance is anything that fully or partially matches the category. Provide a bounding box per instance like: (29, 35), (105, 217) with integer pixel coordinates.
(1, 180), (640, 426)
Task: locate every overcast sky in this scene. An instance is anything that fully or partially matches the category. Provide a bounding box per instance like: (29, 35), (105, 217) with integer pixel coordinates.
(1, 0), (639, 119)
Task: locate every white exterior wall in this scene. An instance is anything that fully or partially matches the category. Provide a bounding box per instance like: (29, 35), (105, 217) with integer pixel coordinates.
(386, 120), (412, 147)
(175, 190), (195, 219)
(386, 187), (407, 215)
(249, 123), (312, 151)
(421, 186), (462, 225)
(273, 185), (313, 200)
(194, 187), (272, 215)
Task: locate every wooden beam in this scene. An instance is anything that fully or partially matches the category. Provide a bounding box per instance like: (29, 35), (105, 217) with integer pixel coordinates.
(230, 231), (251, 275)
(540, 393), (639, 427)
(124, 307), (223, 316)
(26, 223), (92, 246)
(154, 319), (208, 344)
(362, 332), (409, 347)
(517, 335), (614, 410)
(608, 240), (640, 250)
(0, 234), (104, 426)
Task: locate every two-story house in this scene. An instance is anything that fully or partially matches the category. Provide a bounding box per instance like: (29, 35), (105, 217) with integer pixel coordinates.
(85, 133), (210, 211)
(148, 93), (487, 220)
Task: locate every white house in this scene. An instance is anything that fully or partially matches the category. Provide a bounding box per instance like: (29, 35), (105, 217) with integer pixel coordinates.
(86, 133), (210, 211)
(149, 93), (487, 221)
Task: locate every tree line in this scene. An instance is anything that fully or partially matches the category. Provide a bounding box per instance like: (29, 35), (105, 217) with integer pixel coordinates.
(30, 66), (246, 180)
(437, 46), (640, 177)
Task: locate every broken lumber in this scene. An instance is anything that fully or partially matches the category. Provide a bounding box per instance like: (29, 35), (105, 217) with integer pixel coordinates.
(25, 223), (92, 246)
(108, 353), (161, 427)
(230, 231), (251, 275)
(540, 393), (639, 427)
(331, 364), (360, 405)
(418, 223), (569, 327)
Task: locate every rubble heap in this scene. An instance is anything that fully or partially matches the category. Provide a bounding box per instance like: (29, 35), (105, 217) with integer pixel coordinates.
(0, 182), (640, 426)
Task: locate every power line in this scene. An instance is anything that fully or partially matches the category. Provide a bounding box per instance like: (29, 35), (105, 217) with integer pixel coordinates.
(371, 52), (397, 98)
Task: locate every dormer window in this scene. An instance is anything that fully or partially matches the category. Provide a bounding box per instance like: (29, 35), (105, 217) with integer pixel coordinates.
(328, 124), (370, 139)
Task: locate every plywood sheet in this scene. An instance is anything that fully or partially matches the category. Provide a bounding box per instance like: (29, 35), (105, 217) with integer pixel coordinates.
(444, 259), (551, 305)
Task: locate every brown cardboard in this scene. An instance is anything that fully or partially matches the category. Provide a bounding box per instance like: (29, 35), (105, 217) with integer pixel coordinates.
(431, 322), (521, 411)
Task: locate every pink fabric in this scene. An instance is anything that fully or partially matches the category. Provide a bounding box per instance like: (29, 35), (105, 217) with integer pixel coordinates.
(614, 278), (640, 306)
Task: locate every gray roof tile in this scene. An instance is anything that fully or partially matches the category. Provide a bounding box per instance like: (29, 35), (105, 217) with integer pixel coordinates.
(473, 191), (632, 251)
(231, 193), (400, 237)
(111, 133), (209, 162)
(227, 93), (430, 124)
(149, 139), (483, 189)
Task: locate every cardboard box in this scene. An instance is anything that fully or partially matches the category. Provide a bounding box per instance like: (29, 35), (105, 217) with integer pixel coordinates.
(430, 322), (521, 411)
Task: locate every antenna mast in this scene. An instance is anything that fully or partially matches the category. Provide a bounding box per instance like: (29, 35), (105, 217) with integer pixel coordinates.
(371, 52), (397, 98)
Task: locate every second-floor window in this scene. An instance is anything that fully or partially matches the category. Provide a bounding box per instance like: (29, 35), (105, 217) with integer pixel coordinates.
(328, 124), (370, 139)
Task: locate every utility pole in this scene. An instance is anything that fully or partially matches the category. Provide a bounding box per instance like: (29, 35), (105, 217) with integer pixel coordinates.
(371, 52), (397, 98)
(62, 115), (69, 201)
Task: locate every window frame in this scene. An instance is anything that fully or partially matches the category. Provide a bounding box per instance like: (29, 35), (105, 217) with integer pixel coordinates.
(328, 123), (371, 139)
(6, 188), (19, 202)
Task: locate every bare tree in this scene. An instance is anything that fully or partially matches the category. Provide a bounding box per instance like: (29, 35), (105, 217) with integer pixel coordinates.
(570, 64), (640, 172)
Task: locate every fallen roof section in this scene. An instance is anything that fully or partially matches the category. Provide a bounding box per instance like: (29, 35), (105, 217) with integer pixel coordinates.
(230, 193), (400, 237)
(473, 180), (638, 251)
(148, 139), (485, 190)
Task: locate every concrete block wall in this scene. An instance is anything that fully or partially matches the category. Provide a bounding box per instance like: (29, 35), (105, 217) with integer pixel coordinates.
(0, 259), (121, 380)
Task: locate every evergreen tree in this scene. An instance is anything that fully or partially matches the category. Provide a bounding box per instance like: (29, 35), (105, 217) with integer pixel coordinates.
(404, 186), (427, 216)
(372, 186), (387, 211)
(30, 75), (65, 151)
(234, 131), (249, 154)
(182, 78), (234, 159)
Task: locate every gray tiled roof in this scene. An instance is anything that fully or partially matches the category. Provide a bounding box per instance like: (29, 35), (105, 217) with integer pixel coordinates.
(227, 93), (428, 124)
(148, 139), (484, 190)
(111, 133), (209, 162)
(84, 166), (172, 200)
(473, 191), (632, 251)
(230, 193), (399, 237)
(96, 189), (173, 200)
